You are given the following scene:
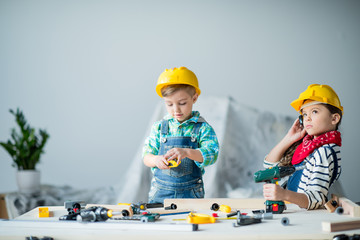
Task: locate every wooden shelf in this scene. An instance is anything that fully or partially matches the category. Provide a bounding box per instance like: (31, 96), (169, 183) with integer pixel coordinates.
(0, 193), (9, 219)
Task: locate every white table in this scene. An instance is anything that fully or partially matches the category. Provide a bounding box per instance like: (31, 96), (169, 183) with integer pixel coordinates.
(0, 203), (359, 240)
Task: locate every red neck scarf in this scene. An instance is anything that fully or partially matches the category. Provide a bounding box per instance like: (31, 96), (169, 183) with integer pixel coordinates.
(292, 131), (342, 165)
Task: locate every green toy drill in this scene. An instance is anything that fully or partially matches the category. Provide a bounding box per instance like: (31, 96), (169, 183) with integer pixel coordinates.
(254, 166), (299, 214)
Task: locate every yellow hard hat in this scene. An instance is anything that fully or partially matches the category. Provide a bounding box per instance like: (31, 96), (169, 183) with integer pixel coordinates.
(290, 84), (343, 113)
(156, 67), (201, 97)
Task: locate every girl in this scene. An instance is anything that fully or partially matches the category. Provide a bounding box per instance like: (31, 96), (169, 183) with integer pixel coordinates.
(263, 84), (343, 210)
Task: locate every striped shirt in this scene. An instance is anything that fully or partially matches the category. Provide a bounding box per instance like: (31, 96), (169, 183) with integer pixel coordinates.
(143, 111), (219, 174)
(264, 143), (341, 210)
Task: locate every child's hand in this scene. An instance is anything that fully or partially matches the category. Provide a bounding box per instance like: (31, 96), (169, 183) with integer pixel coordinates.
(164, 148), (186, 165)
(153, 155), (170, 169)
(263, 183), (286, 201)
(286, 118), (306, 143)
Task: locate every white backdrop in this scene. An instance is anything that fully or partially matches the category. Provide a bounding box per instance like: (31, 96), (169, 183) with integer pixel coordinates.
(1, 0), (359, 202)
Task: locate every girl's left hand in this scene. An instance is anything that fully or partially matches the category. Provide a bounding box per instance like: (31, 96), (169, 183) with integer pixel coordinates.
(263, 183), (286, 201)
(164, 148), (187, 164)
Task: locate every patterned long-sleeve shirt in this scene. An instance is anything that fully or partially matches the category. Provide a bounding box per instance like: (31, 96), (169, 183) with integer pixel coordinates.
(143, 111), (219, 174)
(264, 143), (341, 210)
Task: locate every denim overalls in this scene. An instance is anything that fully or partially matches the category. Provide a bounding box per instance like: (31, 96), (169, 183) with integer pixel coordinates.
(148, 118), (205, 203)
(287, 162), (305, 192)
(287, 146), (339, 192)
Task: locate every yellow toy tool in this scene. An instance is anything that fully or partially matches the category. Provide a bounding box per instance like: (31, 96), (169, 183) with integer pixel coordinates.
(210, 203), (231, 213)
(219, 205), (232, 213)
(186, 212), (216, 224)
(168, 160), (181, 168)
(39, 207), (49, 218)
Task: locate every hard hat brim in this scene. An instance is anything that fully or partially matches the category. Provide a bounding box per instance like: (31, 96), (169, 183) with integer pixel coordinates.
(156, 83), (201, 98)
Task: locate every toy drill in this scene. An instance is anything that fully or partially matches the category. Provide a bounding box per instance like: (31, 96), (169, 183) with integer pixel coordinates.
(59, 201), (114, 222)
(254, 166), (297, 214)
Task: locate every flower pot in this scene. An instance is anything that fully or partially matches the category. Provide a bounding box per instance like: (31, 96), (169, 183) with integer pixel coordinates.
(16, 170), (41, 194)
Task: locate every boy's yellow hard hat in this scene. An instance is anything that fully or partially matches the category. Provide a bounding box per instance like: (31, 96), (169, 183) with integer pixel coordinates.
(290, 84), (343, 113)
(156, 67), (201, 97)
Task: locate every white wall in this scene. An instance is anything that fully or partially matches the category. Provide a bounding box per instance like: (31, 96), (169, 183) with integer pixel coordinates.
(1, 0), (359, 201)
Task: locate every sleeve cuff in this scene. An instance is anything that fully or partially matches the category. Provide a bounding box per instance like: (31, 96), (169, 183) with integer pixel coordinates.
(302, 191), (312, 210)
(263, 155), (278, 168)
(194, 149), (205, 168)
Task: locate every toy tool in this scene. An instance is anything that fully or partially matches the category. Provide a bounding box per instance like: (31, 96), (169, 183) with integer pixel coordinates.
(254, 165), (304, 214)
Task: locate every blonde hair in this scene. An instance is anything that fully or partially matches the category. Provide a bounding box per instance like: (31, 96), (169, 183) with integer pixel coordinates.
(161, 84), (196, 97)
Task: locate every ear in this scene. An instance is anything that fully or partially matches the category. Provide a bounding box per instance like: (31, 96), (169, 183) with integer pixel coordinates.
(192, 93), (199, 103)
(331, 113), (341, 125)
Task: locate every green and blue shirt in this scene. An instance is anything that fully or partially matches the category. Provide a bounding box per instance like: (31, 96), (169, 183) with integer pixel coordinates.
(143, 111), (219, 174)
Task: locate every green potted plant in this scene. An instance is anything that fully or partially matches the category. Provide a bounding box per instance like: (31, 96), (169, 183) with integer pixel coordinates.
(0, 108), (49, 194)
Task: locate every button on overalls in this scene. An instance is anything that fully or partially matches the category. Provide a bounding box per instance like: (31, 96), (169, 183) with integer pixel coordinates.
(148, 119), (205, 203)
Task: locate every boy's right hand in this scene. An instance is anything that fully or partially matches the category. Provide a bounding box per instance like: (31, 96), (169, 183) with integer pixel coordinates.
(153, 155), (171, 169)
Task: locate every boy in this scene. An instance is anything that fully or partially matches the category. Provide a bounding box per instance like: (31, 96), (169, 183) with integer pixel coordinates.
(143, 67), (219, 203)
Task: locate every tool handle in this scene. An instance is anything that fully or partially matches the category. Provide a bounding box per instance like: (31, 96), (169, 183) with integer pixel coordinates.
(146, 203), (164, 208)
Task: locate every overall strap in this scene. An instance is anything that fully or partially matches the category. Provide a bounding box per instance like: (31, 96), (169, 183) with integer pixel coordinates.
(161, 117), (206, 136)
(160, 120), (169, 143)
(192, 122), (203, 135)
(160, 120), (169, 135)
(324, 145), (339, 187)
(191, 117), (206, 142)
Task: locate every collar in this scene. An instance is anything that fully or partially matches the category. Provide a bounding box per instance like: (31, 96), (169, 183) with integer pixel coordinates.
(164, 111), (200, 124)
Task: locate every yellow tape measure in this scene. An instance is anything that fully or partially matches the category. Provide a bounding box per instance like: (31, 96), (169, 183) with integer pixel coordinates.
(186, 212), (216, 224)
(168, 160), (181, 168)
